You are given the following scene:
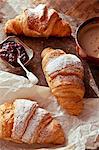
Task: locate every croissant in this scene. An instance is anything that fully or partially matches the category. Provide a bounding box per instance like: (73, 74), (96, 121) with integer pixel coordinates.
(0, 99), (65, 145)
(5, 4), (71, 37)
(41, 48), (85, 115)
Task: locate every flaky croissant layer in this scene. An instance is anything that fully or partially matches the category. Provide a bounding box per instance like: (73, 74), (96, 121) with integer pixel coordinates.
(41, 48), (85, 116)
(0, 99), (65, 145)
(5, 4), (71, 37)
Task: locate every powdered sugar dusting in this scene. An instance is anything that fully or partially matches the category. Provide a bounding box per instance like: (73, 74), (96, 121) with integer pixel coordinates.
(22, 108), (48, 143)
(27, 4), (46, 18)
(12, 99), (38, 140)
(46, 54), (81, 75)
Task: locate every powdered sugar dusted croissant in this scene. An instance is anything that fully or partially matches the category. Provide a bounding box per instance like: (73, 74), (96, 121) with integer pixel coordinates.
(5, 4), (71, 37)
(41, 48), (85, 115)
(0, 99), (65, 145)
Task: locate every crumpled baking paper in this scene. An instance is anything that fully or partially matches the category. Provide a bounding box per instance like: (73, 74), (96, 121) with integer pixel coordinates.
(0, 70), (99, 150)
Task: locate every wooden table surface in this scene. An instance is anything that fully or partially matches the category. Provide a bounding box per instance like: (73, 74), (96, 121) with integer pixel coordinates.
(33, 0), (99, 20)
(30, 0), (99, 89)
(0, 0), (99, 89)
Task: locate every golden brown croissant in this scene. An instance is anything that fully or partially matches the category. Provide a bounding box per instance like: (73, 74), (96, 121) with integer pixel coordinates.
(5, 4), (71, 37)
(41, 48), (85, 116)
(0, 99), (65, 145)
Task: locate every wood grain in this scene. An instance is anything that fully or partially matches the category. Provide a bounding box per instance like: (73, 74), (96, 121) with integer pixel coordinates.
(31, 0), (99, 90)
(32, 0), (99, 20)
(0, 0), (99, 91)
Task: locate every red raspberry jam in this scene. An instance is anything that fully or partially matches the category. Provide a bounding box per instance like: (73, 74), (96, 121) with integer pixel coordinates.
(0, 41), (29, 67)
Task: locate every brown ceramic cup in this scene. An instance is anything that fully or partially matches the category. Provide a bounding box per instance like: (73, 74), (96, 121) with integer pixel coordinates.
(75, 17), (99, 65)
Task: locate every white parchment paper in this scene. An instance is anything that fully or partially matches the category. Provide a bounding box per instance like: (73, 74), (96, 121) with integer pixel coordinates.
(0, 71), (99, 150)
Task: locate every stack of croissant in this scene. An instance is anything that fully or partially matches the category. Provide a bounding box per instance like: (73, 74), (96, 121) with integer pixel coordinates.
(0, 3), (86, 147)
(41, 48), (85, 115)
(5, 4), (85, 115)
(4, 4), (85, 116)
